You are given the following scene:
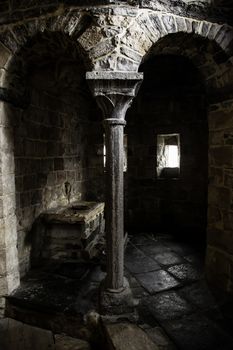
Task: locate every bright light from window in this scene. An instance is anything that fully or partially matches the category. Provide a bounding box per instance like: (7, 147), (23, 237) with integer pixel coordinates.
(165, 145), (179, 168)
(157, 133), (180, 178)
(103, 144), (106, 168)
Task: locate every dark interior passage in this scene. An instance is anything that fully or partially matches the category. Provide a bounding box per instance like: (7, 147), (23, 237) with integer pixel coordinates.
(126, 55), (208, 245)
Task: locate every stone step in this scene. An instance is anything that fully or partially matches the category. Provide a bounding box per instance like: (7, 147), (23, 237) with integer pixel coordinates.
(103, 322), (161, 350)
(55, 334), (91, 350)
(0, 318), (91, 350)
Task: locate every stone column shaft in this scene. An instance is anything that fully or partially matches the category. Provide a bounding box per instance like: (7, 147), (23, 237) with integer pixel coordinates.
(104, 118), (126, 291)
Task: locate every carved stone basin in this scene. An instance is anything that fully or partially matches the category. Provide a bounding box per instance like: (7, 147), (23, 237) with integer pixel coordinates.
(36, 201), (105, 262)
(63, 204), (91, 215)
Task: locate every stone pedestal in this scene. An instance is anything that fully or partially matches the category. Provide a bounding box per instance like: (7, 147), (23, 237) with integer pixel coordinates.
(86, 72), (143, 315)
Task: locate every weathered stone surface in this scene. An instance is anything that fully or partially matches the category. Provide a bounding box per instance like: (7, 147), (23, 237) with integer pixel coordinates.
(153, 251), (184, 266)
(135, 270), (180, 294)
(168, 263), (203, 282)
(142, 291), (194, 321)
(0, 0), (232, 319)
(163, 313), (233, 350)
(125, 246), (160, 274)
(144, 326), (175, 349)
(209, 103), (233, 131)
(0, 43), (12, 68)
(209, 146), (233, 166)
(208, 185), (231, 209)
(104, 322), (160, 350)
(206, 245), (233, 293)
(0, 318), (55, 350)
(55, 334), (90, 350)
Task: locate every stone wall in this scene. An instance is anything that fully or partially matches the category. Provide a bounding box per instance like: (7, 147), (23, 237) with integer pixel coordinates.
(0, 0), (231, 310)
(126, 55), (208, 242)
(206, 98), (233, 293)
(5, 39), (103, 276)
(0, 0), (232, 29)
(0, 102), (20, 316)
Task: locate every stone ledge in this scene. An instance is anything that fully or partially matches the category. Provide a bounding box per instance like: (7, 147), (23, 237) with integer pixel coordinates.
(86, 71), (143, 80)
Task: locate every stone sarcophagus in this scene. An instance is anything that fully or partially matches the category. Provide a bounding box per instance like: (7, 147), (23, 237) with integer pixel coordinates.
(33, 201), (105, 263)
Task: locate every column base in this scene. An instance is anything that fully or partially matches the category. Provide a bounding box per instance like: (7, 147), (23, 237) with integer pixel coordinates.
(99, 278), (138, 318)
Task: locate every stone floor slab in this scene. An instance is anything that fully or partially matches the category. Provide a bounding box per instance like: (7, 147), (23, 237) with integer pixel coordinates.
(104, 322), (160, 350)
(168, 263), (203, 282)
(125, 246), (160, 274)
(178, 281), (221, 310)
(142, 291), (194, 321)
(55, 334), (91, 350)
(162, 313), (233, 350)
(129, 234), (157, 246)
(144, 327), (176, 350)
(139, 243), (172, 257)
(135, 270), (180, 294)
(163, 242), (196, 256)
(153, 251), (184, 266)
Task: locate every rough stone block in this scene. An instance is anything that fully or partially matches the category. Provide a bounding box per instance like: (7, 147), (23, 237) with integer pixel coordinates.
(88, 38), (115, 61)
(209, 108), (233, 131)
(206, 245), (230, 278)
(0, 126), (14, 152)
(161, 14), (177, 33)
(104, 322), (160, 350)
(2, 173), (15, 195)
(0, 249), (6, 275)
(208, 185), (231, 209)
(5, 269), (20, 294)
(121, 21), (152, 56)
(223, 211), (233, 231)
(209, 146), (233, 166)
(208, 206), (222, 226)
(2, 194), (16, 218)
(0, 275), (8, 295)
(144, 327), (174, 348)
(209, 166), (223, 186)
(0, 43), (11, 68)
(209, 130), (224, 145)
(0, 318), (55, 350)
(116, 56), (138, 72)
(207, 228), (233, 255)
(55, 334), (90, 350)
(78, 26), (104, 51)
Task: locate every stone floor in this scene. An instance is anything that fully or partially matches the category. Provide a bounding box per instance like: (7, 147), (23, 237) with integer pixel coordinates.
(125, 233), (233, 350)
(5, 232), (233, 350)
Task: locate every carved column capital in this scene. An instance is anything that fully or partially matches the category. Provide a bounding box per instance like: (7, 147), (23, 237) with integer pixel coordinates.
(86, 71), (143, 119)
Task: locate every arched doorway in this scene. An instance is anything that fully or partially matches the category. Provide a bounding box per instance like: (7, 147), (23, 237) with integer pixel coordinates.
(126, 54), (208, 248)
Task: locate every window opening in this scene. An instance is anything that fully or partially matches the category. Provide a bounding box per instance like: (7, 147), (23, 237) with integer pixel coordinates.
(157, 133), (180, 178)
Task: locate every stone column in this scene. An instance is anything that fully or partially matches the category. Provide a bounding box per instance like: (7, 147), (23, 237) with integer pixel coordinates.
(86, 72), (143, 315)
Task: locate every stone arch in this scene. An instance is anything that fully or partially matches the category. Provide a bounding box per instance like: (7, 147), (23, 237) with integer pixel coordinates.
(0, 11), (94, 315)
(0, 9), (93, 75)
(78, 9), (233, 72)
(140, 32), (233, 98)
(134, 24), (233, 293)
(125, 11), (233, 70)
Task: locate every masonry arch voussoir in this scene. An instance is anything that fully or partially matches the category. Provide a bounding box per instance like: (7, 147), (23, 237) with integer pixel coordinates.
(0, 9), (92, 73)
(141, 12), (233, 65)
(84, 9), (233, 73)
